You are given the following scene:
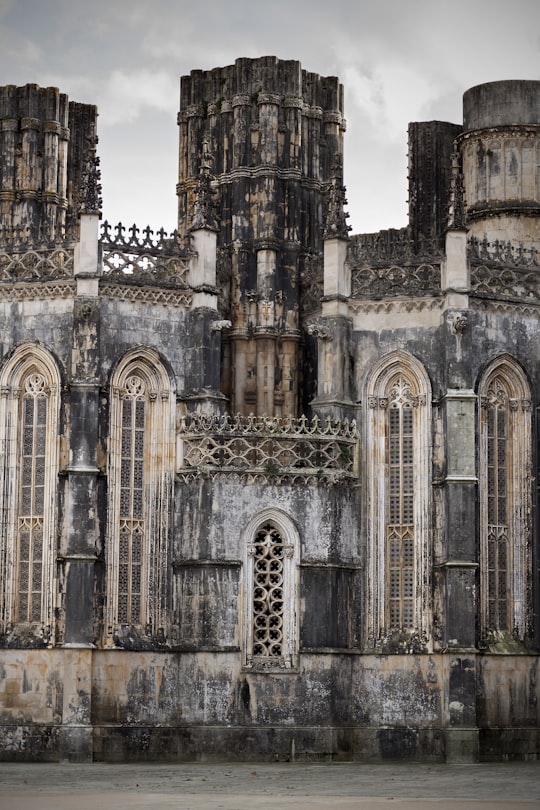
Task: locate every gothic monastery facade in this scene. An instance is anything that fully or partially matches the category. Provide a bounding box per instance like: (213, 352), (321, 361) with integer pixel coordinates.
(0, 58), (539, 762)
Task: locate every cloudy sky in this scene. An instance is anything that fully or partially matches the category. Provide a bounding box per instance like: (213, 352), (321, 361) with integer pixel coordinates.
(1, 0), (538, 234)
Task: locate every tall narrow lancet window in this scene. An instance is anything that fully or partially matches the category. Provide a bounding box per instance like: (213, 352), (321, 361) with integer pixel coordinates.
(366, 351), (431, 647)
(387, 376), (415, 630)
(243, 510), (299, 670)
(479, 357), (531, 640)
(106, 349), (175, 642)
(0, 345), (61, 640)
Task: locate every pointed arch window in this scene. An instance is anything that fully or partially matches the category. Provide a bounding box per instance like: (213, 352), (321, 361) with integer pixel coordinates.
(479, 358), (531, 639)
(106, 350), (175, 641)
(243, 510), (299, 670)
(366, 352), (431, 646)
(0, 346), (61, 639)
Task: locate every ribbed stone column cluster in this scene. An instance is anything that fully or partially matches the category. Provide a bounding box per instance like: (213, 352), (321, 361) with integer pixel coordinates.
(0, 84), (97, 240)
(177, 56), (346, 416)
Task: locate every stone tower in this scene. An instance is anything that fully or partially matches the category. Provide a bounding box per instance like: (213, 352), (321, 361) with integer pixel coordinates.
(177, 56), (346, 416)
(459, 80), (540, 245)
(0, 84), (98, 240)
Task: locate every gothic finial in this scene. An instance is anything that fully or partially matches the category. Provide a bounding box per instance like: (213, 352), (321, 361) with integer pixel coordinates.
(447, 141), (466, 230)
(190, 135), (218, 231)
(79, 134), (102, 217)
(324, 153), (351, 239)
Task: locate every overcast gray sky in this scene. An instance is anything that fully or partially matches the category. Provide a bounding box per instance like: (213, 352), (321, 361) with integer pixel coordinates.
(1, 0), (539, 234)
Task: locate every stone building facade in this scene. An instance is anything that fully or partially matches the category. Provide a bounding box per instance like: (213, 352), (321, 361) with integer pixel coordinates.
(0, 59), (538, 763)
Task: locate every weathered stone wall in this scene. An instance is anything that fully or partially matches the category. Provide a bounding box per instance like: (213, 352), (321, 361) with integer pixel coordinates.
(4, 648), (538, 762)
(0, 71), (539, 765)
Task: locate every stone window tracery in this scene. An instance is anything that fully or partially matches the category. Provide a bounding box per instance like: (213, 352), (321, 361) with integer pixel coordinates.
(244, 510), (298, 670)
(0, 346), (60, 639)
(366, 352), (431, 646)
(17, 373), (48, 623)
(479, 358), (531, 639)
(106, 350), (175, 641)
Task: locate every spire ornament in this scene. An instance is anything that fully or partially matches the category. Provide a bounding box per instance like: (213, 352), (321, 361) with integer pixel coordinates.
(324, 153), (351, 240)
(79, 134), (102, 216)
(447, 140), (466, 230)
(190, 136), (218, 231)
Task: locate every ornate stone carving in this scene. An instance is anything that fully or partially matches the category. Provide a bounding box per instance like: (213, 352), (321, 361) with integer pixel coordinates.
(450, 312), (468, 335)
(79, 134), (102, 216)
(351, 262), (442, 299)
(306, 322), (333, 340)
(447, 141), (466, 230)
(100, 221), (191, 287)
(190, 137), (218, 231)
(324, 154), (350, 240)
(210, 319), (232, 332)
(178, 413), (357, 478)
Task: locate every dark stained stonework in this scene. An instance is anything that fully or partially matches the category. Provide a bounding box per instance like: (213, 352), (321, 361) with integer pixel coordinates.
(0, 61), (538, 763)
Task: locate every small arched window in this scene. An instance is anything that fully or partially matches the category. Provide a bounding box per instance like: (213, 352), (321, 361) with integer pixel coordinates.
(0, 344), (61, 640)
(243, 510), (299, 670)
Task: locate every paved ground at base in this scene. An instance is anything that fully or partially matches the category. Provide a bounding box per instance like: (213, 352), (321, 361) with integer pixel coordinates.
(0, 762), (539, 810)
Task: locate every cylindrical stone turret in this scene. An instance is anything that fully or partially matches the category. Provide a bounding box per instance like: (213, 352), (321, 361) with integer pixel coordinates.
(459, 80), (540, 245)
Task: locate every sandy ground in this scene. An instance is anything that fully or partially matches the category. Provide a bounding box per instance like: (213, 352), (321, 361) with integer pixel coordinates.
(0, 761), (539, 809)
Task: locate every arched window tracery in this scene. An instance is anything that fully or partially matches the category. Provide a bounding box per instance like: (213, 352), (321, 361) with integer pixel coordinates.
(365, 351), (431, 647)
(0, 344), (61, 640)
(243, 510), (299, 670)
(478, 357), (532, 640)
(106, 349), (175, 641)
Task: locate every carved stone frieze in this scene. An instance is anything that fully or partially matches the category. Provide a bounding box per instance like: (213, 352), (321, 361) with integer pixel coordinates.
(0, 246), (75, 282)
(348, 297), (443, 315)
(0, 280), (75, 301)
(99, 282), (192, 307)
(351, 262), (441, 299)
(470, 262), (539, 300)
(348, 229), (444, 267)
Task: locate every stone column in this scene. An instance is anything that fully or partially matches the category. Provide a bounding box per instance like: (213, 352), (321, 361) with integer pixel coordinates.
(255, 246), (277, 416)
(0, 119), (17, 228)
(59, 212), (101, 761)
(439, 387), (479, 762)
(440, 387), (478, 650)
(310, 233), (354, 420)
(19, 116), (41, 232)
(42, 120), (61, 239)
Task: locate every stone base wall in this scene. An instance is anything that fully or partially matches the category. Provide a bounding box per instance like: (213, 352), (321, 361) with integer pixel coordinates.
(0, 649), (538, 762)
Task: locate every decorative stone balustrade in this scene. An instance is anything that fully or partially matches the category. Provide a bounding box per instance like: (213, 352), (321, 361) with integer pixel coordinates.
(468, 236), (539, 267)
(0, 224), (77, 282)
(351, 261), (442, 299)
(468, 237), (540, 301)
(348, 229), (444, 266)
(178, 412), (358, 482)
(100, 221), (192, 287)
(348, 230), (443, 299)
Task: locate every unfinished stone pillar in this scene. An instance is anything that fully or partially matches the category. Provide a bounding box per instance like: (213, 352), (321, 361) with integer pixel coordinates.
(0, 84), (96, 239)
(309, 159), (354, 421)
(177, 57), (345, 416)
